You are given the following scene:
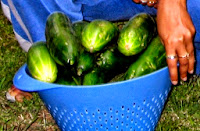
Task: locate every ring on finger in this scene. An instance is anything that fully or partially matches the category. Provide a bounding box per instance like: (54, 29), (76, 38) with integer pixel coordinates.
(178, 53), (190, 59)
(148, 0), (157, 4)
(166, 55), (177, 60)
(140, 0), (148, 3)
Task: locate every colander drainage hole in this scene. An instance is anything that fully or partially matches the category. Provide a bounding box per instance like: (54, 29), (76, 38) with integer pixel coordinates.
(116, 110), (119, 114)
(104, 112), (107, 116)
(110, 115), (113, 119)
(165, 90), (168, 96)
(126, 116), (129, 119)
(135, 122), (137, 125)
(133, 103), (136, 108)
(87, 117), (91, 122)
(131, 119), (134, 123)
(140, 117), (142, 121)
(152, 97), (155, 102)
(121, 106), (125, 110)
(143, 100), (146, 105)
(77, 116), (80, 121)
(116, 118), (119, 122)
(92, 113), (95, 117)
(137, 106), (140, 110)
(105, 119), (108, 123)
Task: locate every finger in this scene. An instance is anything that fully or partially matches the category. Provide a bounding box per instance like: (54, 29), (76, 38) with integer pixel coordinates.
(154, 3), (158, 9)
(185, 28), (195, 74)
(186, 45), (195, 74)
(165, 44), (178, 85)
(133, 0), (140, 3)
(188, 51), (195, 74)
(147, 0), (157, 7)
(140, 0), (148, 5)
(177, 49), (189, 81)
(176, 37), (190, 81)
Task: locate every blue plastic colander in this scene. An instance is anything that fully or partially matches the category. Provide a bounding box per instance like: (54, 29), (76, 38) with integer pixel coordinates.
(13, 64), (171, 131)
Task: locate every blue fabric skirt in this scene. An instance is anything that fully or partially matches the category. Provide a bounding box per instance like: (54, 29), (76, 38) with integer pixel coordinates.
(1, 0), (200, 74)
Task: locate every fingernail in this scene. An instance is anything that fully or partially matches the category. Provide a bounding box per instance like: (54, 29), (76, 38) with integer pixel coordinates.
(189, 70), (194, 74)
(171, 81), (178, 85)
(182, 77), (187, 81)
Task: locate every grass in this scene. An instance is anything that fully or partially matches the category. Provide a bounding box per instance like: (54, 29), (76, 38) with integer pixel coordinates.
(156, 76), (200, 131)
(0, 4), (200, 131)
(0, 6), (59, 130)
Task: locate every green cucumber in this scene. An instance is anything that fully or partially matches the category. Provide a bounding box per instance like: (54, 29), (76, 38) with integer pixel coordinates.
(72, 20), (95, 76)
(81, 19), (118, 53)
(118, 13), (156, 56)
(45, 12), (79, 66)
(82, 68), (105, 85)
(96, 46), (135, 82)
(96, 49), (118, 70)
(72, 21), (89, 40)
(77, 50), (95, 76)
(109, 72), (126, 83)
(56, 65), (81, 85)
(27, 41), (58, 83)
(56, 77), (77, 85)
(125, 36), (167, 80)
(96, 46), (133, 72)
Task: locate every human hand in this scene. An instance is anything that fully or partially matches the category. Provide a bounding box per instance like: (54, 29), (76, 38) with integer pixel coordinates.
(132, 0), (158, 8)
(157, 0), (196, 85)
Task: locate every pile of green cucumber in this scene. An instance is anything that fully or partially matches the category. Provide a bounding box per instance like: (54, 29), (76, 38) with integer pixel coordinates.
(26, 12), (167, 85)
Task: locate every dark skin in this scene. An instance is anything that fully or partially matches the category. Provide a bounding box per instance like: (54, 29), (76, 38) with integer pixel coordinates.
(133, 0), (196, 85)
(7, 0), (196, 102)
